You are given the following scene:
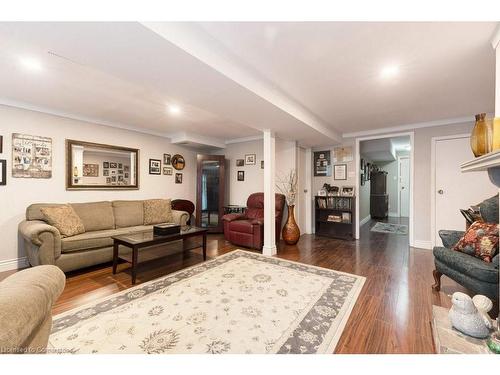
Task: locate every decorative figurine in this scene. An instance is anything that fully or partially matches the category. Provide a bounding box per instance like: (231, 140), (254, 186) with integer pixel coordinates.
(449, 292), (491, 339)
(472, 295), (494, 329)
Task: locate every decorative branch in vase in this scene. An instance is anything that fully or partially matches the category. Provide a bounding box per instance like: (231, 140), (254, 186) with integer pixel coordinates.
(276, 169), (300, 245)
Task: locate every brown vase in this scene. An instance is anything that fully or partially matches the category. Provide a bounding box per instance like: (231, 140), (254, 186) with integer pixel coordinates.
(282, 205), (300, 245)
(470, 113), (492, 157)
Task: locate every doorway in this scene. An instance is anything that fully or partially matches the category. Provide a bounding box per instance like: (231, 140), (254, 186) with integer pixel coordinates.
(355, 132), (414, 245)
(196, 154), (226, 233)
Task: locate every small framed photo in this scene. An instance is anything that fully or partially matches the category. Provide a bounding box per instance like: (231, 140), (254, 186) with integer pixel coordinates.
(0, 135), (3, 153)
(109, 162), (118, 169)
(175, 173), (182, 184)
(163, 166), (173, 175)
(245, 154), (256, 165)
(334, 164), (347, 180)
(236, 159), (244, 167)
(103, 169), (109, 176)
(124, 173), (129, 178)
(124, 165), (130, 172)
(149, 159), (161, 175)
(341, 186), (355, 197)
(111, 170), (116, 175)
(103, 161), (109, 169)
(118, 163), (123, 169)
(260, 160), (264, 169)
(0, 159), (6, 185)
(163, 153), (171, 165)
(111, 176), (117, 182)
(118, 169), (123, 174)
(237, 170), (245, 181)
(106, 177), (112, 184)
(118, 175), (124, 182)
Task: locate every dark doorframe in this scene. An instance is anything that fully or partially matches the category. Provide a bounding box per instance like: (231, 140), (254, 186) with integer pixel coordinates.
(196, 154), (225, 233)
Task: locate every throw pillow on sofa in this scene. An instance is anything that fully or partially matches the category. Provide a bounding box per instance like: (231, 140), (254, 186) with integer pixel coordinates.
(453, 221), (499, 262)
(41, 205), (85, 237)
(144, 199), (173, 225)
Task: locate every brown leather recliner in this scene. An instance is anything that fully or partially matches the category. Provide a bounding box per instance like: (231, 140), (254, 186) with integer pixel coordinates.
(222, 193), (286, 250)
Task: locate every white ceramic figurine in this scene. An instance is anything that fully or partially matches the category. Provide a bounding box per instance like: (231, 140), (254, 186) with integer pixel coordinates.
(449, 292), (491, 339)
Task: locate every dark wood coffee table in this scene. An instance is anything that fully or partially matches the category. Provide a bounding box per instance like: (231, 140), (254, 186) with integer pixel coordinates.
(112, 226), (208, 284)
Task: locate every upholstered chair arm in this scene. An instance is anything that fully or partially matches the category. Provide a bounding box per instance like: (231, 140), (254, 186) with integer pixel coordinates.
(18, 220), (61, 266)
(438, 230), (465, 249)
(0, 265), (65, 353)
(171, 210), (189, 226)
(250, 218), (264, 226)
(222, 213), (246, 222)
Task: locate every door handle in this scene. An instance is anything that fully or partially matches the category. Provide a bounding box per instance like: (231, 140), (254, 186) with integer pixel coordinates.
(437, 189), (444, 195)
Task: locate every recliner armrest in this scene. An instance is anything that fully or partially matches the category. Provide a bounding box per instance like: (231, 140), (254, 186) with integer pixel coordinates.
(249, 219), (264, 226)
(438, 230), (465, 249)
(222, 213), (246, 222)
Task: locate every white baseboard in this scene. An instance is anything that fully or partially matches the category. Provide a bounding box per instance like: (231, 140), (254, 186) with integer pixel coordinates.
(359, 215), (371, 226)
(412, 240), (433, 250)
(0, 257), (29, 273)
(388, 212), (399, 217)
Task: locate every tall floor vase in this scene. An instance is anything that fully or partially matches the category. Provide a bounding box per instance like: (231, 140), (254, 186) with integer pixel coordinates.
(282, 205), (300, 245)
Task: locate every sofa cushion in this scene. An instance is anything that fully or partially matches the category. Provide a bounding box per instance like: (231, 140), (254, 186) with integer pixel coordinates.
(26, 203), (65, 221)
(113, 200), (144, 228)
(71, 201), (115, 232)
(433, 246), (498, 283)
(61, 225), (156, 253)
(40, 205), (85, 238)
(144, 199), (173, 225)
(453, 221), (499, 262)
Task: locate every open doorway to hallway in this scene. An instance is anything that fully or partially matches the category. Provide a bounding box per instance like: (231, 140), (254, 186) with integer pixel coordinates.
(358, 135), (412, 244)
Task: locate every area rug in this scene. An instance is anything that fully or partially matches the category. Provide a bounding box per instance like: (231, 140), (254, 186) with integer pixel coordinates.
(371, 222), (408, 235)
(49, 250), (365, 354)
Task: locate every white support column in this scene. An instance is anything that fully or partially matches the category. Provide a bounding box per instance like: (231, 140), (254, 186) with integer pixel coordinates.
(263, 129), (277, 256)
(304, 148), (313, 234)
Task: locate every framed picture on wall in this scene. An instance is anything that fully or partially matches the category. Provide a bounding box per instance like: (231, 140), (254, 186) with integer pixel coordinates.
(175, 173), (183, 184)
(236, 159), (244, 167)
(0, 135), (2, 153)
(149, 159), (161, 175)
(103, 161), (109, 169)
(237, 170), (245, 181)
(333, 164), (347, 180)
(163, 166), (173, 175)
(333, 146), (353, 163)
(313, 151), (331, 177)
(163, 154), (171, 165)
(245, 154), (256, 165)
(0, 159), (6, 185)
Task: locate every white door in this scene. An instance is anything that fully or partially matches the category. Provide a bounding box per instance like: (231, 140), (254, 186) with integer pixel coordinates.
(434, 136), (497, 246)
(399, 156), (410, 217)
(297, 147), (307, 234)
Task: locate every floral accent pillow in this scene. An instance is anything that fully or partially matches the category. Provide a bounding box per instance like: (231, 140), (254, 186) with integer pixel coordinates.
(453, 221), (499, 262)
(144, 199), (173, 225)
(41, 205), (86, 237)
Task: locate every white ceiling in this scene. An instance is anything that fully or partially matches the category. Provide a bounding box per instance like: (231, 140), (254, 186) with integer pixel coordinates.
(0, 22), (496, 147)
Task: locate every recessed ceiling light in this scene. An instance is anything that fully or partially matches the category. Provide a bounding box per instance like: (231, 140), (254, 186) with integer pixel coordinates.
(19, 57), (43, 72)
(380, 65), (400, 79)
(168, 105), (181, 115)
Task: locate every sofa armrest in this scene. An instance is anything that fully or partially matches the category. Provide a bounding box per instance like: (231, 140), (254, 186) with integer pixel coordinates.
(438, 230), (465, 249)
(0, 265), (65, 353)
(18, 220), (61, 266)
(171, 210), (189, 226)
(222, 213), (246, 222)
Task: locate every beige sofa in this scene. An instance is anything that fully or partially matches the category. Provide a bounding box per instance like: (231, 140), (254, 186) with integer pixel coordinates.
(18, 200), (189, 272)
(0, 265), (65, 353)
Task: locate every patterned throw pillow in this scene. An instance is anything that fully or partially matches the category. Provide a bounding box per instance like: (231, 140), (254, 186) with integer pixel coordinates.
(41, 205), (86, 237)
(453, 221), (499, 262)
(143, 199), (173, 225)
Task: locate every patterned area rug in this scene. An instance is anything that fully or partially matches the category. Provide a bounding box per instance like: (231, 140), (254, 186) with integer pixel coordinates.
(371, 222), (408, 235)
(49, 250), (365, 354)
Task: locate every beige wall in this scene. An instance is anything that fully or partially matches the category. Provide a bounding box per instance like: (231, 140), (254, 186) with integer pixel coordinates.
(0, 105), (197, 268)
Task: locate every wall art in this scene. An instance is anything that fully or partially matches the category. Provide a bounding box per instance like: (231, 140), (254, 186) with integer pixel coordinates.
(175, 173), (183, 184)
(149, 159), (161, 175)
(0, 159), (6, 185)
(83, 163), (99, 177)
(171, 154), (185, 170)
(163, 154), (171, 165)
(333, 146), (353, 163)
(313, 150), (331, 177)
(163, 166), (173, 175)
(334, 164), (347, 180)
(236, 159), (244, 167)
(245, 154), (256, 165)
(237, 170), (245, 181)
(12, 133), (52, 178)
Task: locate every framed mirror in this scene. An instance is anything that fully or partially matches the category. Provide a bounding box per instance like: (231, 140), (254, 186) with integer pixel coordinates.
(66, 139), (139, 190)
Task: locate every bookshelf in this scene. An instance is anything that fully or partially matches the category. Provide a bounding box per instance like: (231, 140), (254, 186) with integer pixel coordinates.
(315, 196), (356, 240)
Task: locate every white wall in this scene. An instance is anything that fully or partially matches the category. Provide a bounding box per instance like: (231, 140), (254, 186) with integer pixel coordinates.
(0, 105), (197, 268)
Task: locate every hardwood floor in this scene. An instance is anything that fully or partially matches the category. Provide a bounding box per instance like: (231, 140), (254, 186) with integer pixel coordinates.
(0, 219), (473, 354)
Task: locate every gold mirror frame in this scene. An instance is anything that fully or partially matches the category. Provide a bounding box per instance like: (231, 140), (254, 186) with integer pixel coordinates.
(66, 139), (139, 190)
